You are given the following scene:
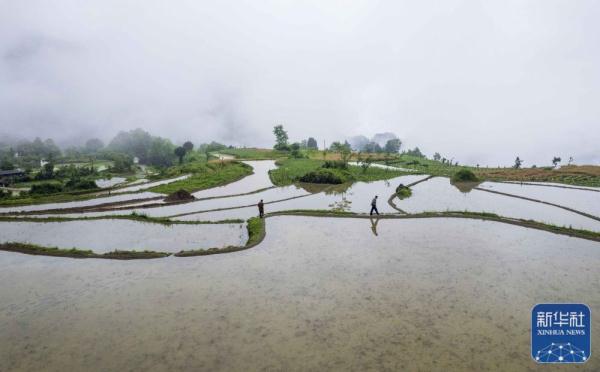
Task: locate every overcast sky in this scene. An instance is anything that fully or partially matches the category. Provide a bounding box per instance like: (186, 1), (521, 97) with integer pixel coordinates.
(1, 0), (598, 166)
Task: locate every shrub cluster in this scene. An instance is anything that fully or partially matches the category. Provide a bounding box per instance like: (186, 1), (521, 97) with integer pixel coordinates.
(451, 168), (479, 182)
(65, 179), (99, 190)
(299, 169), (345, 184)
(395, 184), (412, 199)
(322, 160), (348, 170)
(30, 182), (63, 195)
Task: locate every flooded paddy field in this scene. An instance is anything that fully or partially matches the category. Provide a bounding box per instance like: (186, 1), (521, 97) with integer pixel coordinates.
(0, 191), (162, 214)
(0, 220), (246, 253)
(183, 174), (428, 217)
(399, 177), (600, 231)
(94, 177), (127, 188)
(479, 181), (600, 217)
(40, 174), (428, 220)
(503, 180), (600, 192)
(1, 216), (598, 371)
(192, 161), (277, 199)
(106, 174), (190, 194)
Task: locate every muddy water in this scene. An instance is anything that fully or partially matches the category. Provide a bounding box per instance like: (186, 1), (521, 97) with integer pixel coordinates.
(503, 181), (600, 191)
(192, 161), (277, 199)
(0, 220), (246, 253)
(168, 174), (428, 218)
(479, 181), (600, 217)
(95, 177), (126, 188)
(348, 161), (418, 172)
(108, 174), (190, 194)
(0, 191), (162, 214)
(0, 216), (598, 371)
(56, 175), (429, 220)
(400, 177), (600, 231)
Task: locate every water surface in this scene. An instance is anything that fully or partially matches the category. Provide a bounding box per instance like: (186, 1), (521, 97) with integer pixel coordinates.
(399, 177), (600, 231)
(95, 177), (126, 188)
(479, 181), (600, 217)
(0, 220), (246, 253)
(0, 217), (598, 371)
(192, 161), (277, 199)
(0, 191), (162, 214)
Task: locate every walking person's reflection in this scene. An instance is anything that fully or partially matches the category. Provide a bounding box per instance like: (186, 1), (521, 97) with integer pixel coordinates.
(369, 216), (380, 236)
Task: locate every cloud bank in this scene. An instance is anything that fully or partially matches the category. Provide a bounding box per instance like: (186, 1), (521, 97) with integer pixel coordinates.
(1, 0), (599, 166)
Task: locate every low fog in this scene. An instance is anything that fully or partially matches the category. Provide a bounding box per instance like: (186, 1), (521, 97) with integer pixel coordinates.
(1, 0), (599, 166)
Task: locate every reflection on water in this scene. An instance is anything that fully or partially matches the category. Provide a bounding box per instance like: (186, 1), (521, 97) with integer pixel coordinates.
(95, 177), (126, 188)
(0, 216), (598, 371)
(450, 180), (482, 193)
(0, 220), (246, 253)
(192, 161), (277, 199)
(503, 180), (600, 192)
(400, 177), (600, 231)
(108, 174), (190, 194)
(369, 216), (380, 236)
(348, 162), (418, 172)
(479, 181), (600, 217)
(0, 191), (162, 214)
(55, 175), (429, 219)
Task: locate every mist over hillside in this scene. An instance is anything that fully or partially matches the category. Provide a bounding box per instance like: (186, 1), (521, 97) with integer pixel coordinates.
(1, 1), (599, 166)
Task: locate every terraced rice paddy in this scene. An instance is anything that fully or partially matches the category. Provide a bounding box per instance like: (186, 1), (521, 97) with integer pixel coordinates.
(1, 160), (599, 371)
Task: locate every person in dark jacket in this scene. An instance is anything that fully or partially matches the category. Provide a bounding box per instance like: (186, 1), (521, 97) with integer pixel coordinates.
(370, 195), (379, 215)
(258, 199), (265, 218)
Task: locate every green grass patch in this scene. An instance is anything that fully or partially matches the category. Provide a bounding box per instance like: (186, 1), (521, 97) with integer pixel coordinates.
(269, 158), (411, 186)
(218, 148), (287, 160)
(149, 161), (253, 194)
(299, 168), (347, 184)
(0, 214), (243, 225)
(174, 217), (266, 256)
(396, 185), (412, 199)
(451, 168), (479, 182)
(246, 216), (265, 246)
(0, 242), (170, 259)
(268, 209), (358, 217)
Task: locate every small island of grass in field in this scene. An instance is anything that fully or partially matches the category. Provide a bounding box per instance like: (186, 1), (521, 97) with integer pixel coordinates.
(395, 184), (412, 199)
(451, 168), (479, 183)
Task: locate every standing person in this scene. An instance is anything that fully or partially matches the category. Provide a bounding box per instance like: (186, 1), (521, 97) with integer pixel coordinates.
(370, 195), (379, 216)
(258, 199), (265, 218)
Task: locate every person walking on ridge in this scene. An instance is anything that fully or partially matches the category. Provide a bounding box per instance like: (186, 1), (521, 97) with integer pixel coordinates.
(258, 199), (265, 218)
(370, 195), (379, 216)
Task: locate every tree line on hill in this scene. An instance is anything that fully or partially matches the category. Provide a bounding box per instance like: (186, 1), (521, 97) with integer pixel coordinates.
(0, 128), (236, 173)
(272, 124), (424, 157)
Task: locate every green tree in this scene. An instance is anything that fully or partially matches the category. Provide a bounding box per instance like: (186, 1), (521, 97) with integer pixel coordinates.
(0, 158), (15, 170)
(147, 138), (175, 167)
(514, 156), (523, 169)
(183, 141), (194, 152)
(85, 138), (104, 153)
(289, 143), (304, 158)
(363, 142), (382, 153)
(552, 156), (561, 167)
(384, 138), (401, 153)
(340, 144), (351, 164)
(111, 154), (134, 172)
(174, 146), (187, 164)
(307, 137), (318, 149)
(360, 157), (373, 173)
(433, 152), (441, 161)
(405, 147), (424, 158)
(273, 125), (289, 151)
